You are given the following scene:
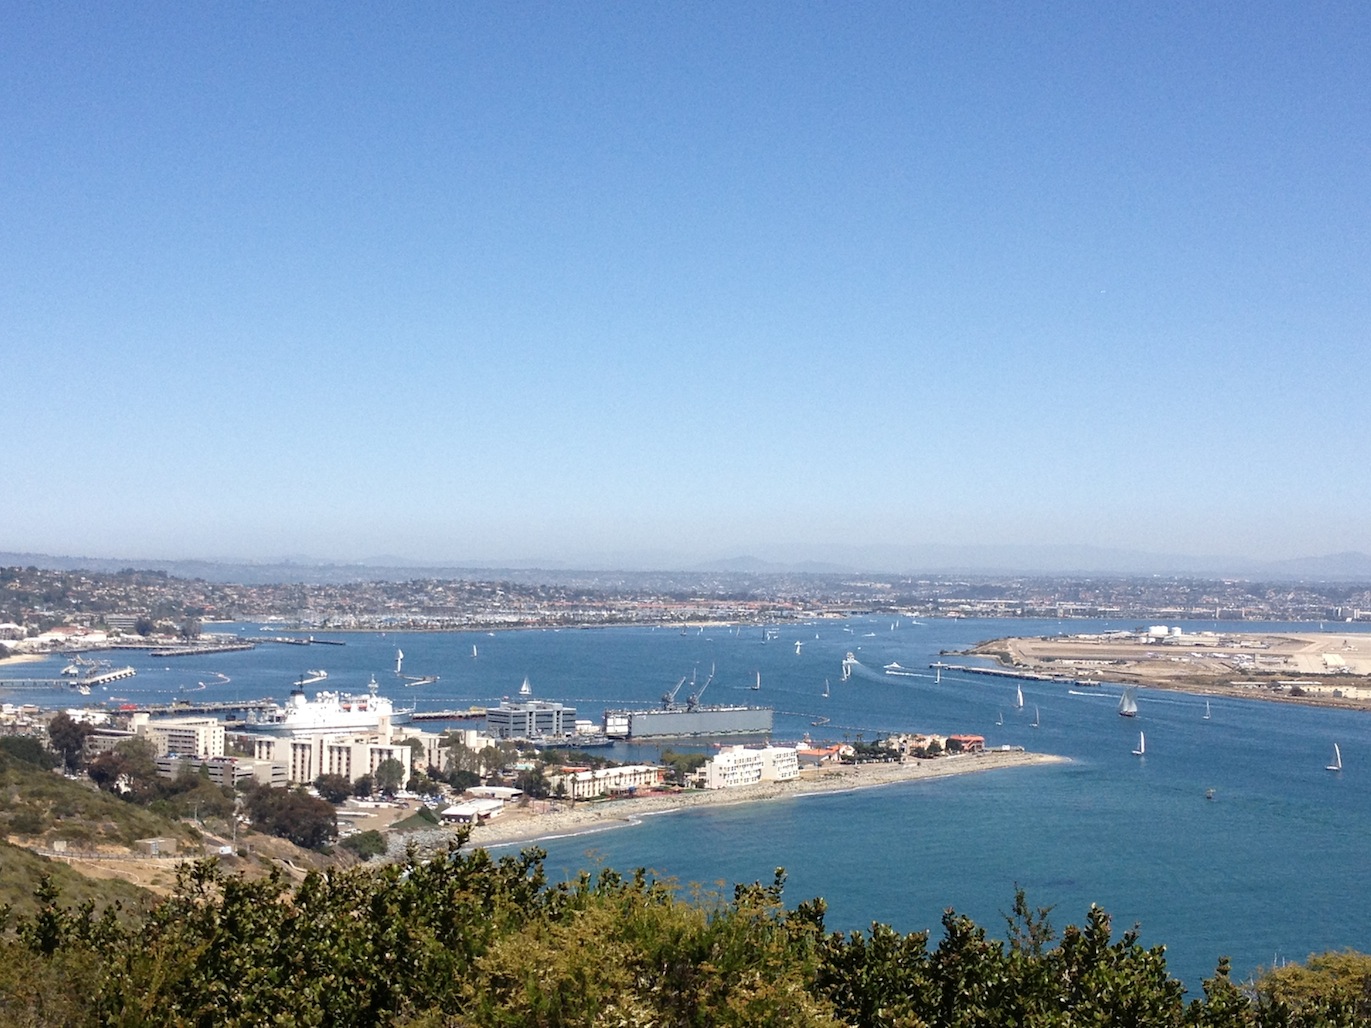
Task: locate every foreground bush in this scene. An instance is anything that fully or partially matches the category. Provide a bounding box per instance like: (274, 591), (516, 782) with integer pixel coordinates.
(0, 838), (1365, 1026)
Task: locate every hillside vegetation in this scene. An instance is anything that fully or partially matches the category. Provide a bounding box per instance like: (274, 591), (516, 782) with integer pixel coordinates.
(2, 836), (1367, 1027)
(0, 749), (201, 853)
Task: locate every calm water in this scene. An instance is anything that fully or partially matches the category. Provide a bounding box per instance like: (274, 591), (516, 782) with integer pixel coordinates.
(7, 616), (1370, 988)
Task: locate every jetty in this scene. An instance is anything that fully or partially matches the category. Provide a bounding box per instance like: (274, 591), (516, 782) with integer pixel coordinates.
(149, 642), (256, 657)
(928, 662), (1098, 688)
(130, 699), (280, 716)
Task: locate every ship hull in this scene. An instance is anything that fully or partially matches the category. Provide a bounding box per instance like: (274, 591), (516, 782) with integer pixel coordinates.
(602, 705), (772, 740)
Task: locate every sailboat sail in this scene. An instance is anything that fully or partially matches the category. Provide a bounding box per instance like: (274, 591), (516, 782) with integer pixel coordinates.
(1118, 687), (1139, 718)
(1327, 744), (1343, 772)
(1031, 706), (1040, 728)
(1015, 684), (1024, 709)
(1133, 731), (1145, 756)
(1203, 700), (1211, 720)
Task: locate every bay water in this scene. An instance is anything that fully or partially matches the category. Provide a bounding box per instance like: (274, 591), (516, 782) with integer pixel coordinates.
(7, 615), (1370, 989)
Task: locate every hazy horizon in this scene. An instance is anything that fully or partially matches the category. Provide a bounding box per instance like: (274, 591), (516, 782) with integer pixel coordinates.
(4, 6), (1368, 565)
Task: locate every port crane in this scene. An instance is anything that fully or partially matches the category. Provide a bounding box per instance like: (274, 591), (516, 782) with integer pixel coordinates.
(686, 663), (715, 709)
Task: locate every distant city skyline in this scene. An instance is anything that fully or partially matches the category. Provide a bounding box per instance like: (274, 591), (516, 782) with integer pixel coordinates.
(4, 5), (1368, 566)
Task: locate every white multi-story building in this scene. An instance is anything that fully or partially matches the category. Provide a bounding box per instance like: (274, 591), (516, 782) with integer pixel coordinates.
(141, 716), (226, 759)
(485, 698), (576, 740)
(548, 764), (663, 800)
(251, 733), (414, 787)
(702, 745), (799, 790)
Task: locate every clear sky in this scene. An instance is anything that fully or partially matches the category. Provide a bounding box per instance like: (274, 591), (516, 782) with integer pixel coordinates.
(3, 3), (1368, 569)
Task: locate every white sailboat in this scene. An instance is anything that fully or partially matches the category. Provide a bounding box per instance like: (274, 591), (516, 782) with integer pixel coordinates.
(996, 710), (1004, 726)
(519, 676), (532, 697)
(1133, 731), (1145, 756)
(752, 671), (761, 691)
(1203, 700), (1211, 721)
(823, 679), (830, 698)
(1015, 684), (1024, 709)
(795, 640), (803, 655)
(1118, 687), (1139, 718)
(1327, 743), (1343, 772)
(395, 649), (404, 674)
(1031, 706), (1040, 728)
(472, 644), (478, 659)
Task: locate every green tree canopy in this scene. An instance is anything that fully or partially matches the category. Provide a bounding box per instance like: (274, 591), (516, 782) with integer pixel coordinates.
(373, 757), (406, 796)
(45, 713), (92, 771)
(313, 774), (352, 805)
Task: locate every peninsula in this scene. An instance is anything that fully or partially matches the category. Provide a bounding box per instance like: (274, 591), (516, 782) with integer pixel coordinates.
(969, 629), (1371, 712)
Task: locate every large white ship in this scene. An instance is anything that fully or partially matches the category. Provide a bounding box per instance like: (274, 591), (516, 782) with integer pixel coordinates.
(246, 673), (413, 736)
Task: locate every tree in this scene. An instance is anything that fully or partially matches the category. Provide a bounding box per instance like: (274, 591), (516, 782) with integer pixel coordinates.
(86, 750), (128, 792)
(339, 830), (386, 861)
(46, 712), (92, 771)
(243, 786), (337, 849)
(351, 774), (373, 798)
(133, 616), (154, 637)
(659, 749), (708, 786)
(373, 757), (405, 796)
(1256, 949), (1371, 1019)
(0, 735), (59, 770)
(314, 774), (352, 805)
(514, 764), (550, 799)
(178, 618), (201, 641)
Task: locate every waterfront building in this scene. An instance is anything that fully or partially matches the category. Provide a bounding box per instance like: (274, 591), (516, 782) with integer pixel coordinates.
(548, 763), (664, 800)
(702, 745), (800, 790)
(439, 798), (505, 824)
(485, 698), (576, 740)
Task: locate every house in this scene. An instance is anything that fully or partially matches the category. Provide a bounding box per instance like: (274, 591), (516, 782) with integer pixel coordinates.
(946, 734), (985, 754)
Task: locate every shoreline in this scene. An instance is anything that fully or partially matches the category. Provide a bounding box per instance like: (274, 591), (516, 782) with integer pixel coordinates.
(404, 750), (1066, 855)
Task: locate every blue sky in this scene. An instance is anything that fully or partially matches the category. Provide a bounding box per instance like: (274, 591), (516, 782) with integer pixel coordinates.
(3, 3), (1368, 569)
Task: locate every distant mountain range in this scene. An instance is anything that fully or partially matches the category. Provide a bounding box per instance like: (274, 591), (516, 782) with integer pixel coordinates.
(4, 546), (1371, 584)
(690, 545), (1371, 580)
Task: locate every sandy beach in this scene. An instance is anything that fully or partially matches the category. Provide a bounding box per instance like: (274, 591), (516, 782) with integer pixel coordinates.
(0, 652), (45, 668)
(415, 750), (1065, 854)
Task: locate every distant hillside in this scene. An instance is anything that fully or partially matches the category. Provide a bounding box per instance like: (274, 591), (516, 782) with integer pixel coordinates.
(6, 546), (1371, 583)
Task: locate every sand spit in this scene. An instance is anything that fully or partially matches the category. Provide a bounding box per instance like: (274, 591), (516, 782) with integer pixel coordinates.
(399, 750), (1065, 857)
